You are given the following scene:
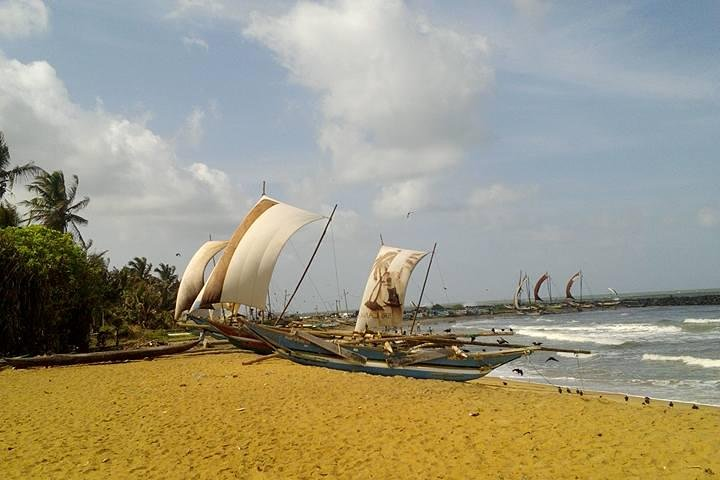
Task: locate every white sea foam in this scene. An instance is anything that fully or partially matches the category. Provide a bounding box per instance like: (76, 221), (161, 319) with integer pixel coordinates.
(642, 354), (720, 369)
(556, 351), (595, 358)
(518, 323), (681, 345)
(684, 318), (720, 324)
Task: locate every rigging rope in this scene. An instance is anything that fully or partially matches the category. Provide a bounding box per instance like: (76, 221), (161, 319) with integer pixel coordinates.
(432, 252), (450, 304)
(575, 354), (586, 391)
(287, 238), (331, 313)
(330, 226), (343, 311)
(523, 355), (554, 386)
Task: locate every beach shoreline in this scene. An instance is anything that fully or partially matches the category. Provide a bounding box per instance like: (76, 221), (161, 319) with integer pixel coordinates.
(2, 348), (718, 479)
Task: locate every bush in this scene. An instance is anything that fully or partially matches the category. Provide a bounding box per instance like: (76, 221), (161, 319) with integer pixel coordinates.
(0, 226), (104, 355)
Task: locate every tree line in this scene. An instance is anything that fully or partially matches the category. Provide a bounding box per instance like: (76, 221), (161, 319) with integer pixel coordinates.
(0, 131), (180, 356)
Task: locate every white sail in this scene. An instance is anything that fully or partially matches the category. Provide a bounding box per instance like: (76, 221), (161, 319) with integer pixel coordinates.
(192, 196), (324, 312)
(354, 245), (428, 332)
(174, 240), (228, 320)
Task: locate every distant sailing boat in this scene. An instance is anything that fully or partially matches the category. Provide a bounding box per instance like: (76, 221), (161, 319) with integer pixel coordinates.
(510, 271), (538, 313)
(533, 272), (551, 303)
(565, 270), (593, 308)
(596, 287), (621, 308)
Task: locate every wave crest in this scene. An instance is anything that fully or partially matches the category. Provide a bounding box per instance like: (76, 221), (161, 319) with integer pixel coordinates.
(642, 354), (720, 369)
(684, 318), (720, 324)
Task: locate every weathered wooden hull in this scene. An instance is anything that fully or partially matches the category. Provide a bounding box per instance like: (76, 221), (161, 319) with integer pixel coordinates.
(205, 320), (274, 355)
(3, 338), (200, 368)
(243, 323), (525, 382)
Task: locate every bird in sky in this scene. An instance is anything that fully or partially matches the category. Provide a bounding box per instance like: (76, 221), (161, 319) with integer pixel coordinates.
(406, 211), (414, 218)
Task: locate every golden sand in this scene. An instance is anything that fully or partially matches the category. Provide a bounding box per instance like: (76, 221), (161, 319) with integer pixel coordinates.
(1, 347), (718, 479)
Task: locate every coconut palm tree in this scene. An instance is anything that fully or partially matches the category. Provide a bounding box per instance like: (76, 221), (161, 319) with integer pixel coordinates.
(0, 202), (21, 227)
(128, 256), (153, 280)
(0, 131), (42, 201)
(22, 170), (90, 244)
(154, 263), (177, 284)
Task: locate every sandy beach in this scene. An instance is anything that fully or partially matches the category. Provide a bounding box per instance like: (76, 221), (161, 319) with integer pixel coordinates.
(1, 346), (718, 480)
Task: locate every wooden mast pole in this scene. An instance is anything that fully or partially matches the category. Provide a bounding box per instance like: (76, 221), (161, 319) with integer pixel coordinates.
(410, 243), (436, 335)
(273, 204), (338, 325)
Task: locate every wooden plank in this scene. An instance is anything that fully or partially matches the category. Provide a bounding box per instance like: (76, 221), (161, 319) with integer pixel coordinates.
(386, 349), (450, 367)
(294, 330), (367, 365)
(242, 353), (279, 365)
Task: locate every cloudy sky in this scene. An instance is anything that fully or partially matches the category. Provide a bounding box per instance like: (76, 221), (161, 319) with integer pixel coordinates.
(1, 0), (718, 310)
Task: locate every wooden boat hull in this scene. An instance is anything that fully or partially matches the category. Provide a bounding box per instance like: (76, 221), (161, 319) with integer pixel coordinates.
(3, 338), (200, 368)
(243, 323), (525, 382)
(205, 320), (274, 355)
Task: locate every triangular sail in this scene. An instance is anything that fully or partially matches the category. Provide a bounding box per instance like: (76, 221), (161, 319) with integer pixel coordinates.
(192, 195), (324, 311)
(513, 273), (528, 309)
(174, 240), (228, 320)
(533, 273), (550, 302)
(565, 271), (582, 300)
(354, 245), (428, 332)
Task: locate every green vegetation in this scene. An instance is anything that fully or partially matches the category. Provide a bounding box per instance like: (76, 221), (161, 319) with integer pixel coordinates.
(0, 131), (180, 356)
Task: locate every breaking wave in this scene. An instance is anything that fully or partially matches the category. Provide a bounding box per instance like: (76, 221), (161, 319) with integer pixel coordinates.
(684, 318), (720, 324)
(642, 354), (720, 369)
(518, 323), (681, 346)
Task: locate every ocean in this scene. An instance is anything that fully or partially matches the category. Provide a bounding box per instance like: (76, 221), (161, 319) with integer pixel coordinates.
(433, 305), (720, 405)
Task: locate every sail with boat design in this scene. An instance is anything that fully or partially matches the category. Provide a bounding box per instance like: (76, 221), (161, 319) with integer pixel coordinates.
(354, 245), (428, 332)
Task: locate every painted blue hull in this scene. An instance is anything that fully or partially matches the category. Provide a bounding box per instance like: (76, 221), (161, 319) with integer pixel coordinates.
(243, 323), (525, 382)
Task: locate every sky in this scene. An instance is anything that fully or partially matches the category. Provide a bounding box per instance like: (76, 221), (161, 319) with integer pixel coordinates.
(0, 0), (718, 311)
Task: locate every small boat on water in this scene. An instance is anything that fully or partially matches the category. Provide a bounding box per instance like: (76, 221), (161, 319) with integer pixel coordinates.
(565, 270), (594, 308)
(3, 337), (201, 369)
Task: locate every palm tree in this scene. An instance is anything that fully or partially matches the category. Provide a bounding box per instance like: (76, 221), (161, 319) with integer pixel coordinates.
(128, 256), (153, 280)
(0, 202), (20, 227)
(22, 170), (90, 244)
(0, 131), (42, 201)
(154, 263), (177, 284)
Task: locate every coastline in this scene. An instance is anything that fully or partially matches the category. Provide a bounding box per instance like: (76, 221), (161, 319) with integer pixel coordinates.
(2, 348), (718, 479)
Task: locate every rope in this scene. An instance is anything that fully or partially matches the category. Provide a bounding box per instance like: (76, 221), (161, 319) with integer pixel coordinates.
(433, 252), (450, 304)
(575, 354), (586, 391)
(523, 355), (554, 386)
(330, 226), (342, 312)
(288, 238), (331, 312)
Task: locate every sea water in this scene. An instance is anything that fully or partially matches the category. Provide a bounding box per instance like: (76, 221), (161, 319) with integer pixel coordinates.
(433, 305), (720, 405)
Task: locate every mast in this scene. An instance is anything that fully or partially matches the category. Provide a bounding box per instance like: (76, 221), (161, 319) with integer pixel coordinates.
(410, 243), (436, 335)
(274, 204), (337, 325)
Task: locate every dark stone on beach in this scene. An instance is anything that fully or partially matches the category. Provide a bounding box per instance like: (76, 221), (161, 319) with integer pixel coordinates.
(503, 381), (507, 386)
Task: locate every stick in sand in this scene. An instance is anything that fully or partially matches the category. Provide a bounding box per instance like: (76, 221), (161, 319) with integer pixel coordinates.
(242, 353), (279, 366)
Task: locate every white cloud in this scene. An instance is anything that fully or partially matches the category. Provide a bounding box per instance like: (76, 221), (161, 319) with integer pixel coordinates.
(244, 0), (493, 184)
(177, 106), (206, 146)
(511, 0), (549, 20)
(0, 0), (48, 38)
(0, 52), (243, 263)
(182, 35), (209, 50)
(697, 207), (718, 227)
(468, 183), (529, 209)
(373, 178), (433, 218)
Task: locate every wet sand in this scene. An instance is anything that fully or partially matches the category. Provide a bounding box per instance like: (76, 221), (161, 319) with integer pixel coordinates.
(1, 347), (718, 479)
